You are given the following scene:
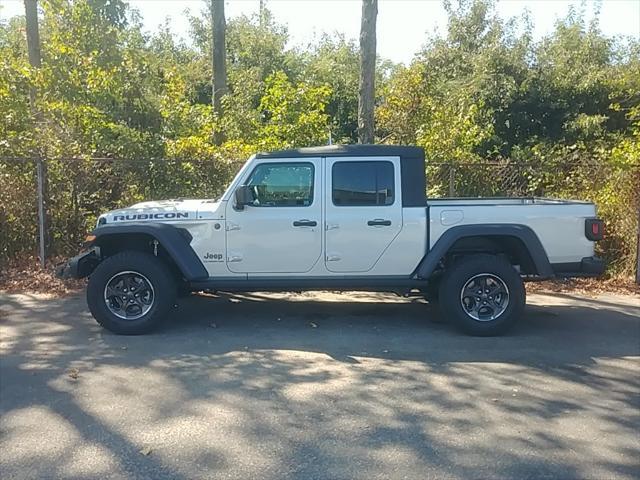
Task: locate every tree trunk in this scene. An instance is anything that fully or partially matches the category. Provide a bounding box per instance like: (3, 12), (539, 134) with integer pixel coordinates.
(358, 0), (377, 144)
(211, 0), (228, 145)
(24, 0), (49, 267)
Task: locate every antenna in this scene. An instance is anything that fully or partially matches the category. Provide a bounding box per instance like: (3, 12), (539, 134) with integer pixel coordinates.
(328, 129), (333, 145)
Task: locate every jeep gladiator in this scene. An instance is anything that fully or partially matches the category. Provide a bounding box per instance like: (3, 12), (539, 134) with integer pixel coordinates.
(58, 145), (605, 335)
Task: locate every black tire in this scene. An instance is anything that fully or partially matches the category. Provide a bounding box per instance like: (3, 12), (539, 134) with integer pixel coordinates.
(438, 255), (525, 336)
(87, 251), (176, 335)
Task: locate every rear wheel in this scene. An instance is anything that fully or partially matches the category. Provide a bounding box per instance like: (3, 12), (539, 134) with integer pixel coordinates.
(87, 251), (176, 335)
(438, 255), (525, 336)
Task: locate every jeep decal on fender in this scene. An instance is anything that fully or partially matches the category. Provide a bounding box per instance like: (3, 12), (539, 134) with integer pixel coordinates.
(112, 212), (189, 221)
(203, 252), (223, 262)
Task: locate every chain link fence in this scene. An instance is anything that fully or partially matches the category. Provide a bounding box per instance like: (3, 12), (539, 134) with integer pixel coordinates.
(1, 157), (639, 280)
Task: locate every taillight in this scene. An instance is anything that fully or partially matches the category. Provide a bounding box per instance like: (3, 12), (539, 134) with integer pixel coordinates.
(585, 218), (604, 241)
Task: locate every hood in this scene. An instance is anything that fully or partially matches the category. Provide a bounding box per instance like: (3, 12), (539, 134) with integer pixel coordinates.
(98, 198), (223, 226)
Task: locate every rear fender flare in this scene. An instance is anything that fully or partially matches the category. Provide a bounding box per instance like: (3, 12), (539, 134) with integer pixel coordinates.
(415, 224), (553, 279)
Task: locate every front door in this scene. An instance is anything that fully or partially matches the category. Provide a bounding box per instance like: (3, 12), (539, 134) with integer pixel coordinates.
(225, 159), (322, 273)
(325, 157), (403, 272)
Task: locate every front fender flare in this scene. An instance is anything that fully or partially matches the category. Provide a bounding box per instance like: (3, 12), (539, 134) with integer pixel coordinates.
(415, 224), (554, 279)
(92, 223), (208, 281)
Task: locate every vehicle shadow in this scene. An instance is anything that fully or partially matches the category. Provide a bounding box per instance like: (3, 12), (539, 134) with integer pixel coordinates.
(162, 291), (640, 364)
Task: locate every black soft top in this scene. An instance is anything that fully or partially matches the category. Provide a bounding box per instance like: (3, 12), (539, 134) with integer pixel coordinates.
(254, 144), (427, 207)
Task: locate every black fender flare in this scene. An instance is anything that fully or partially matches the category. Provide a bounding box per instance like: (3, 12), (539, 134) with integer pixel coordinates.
(414, 224), (554, 279)
(92, 223), (209, 281)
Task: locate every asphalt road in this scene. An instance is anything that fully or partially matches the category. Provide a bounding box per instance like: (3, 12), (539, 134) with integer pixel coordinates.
(1, 289), (639, 480)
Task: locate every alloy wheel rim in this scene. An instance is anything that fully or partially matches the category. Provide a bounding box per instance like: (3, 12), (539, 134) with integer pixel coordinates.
(103, 271), (155, 320)
(460, 273), (510, 322)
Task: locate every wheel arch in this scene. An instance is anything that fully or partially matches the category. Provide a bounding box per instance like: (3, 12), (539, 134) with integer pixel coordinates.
(89, 223), (208, 281)
(415, 224), (554, 280)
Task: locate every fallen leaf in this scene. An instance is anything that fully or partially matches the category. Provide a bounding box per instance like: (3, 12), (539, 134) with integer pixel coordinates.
(121, 346), (127, 350)
(209, 322), (217, 328)
(309, 322), (318, 328)
(139, 447), (152, 456)
(382, 349), (389, 353)
(67, 368), (79, 380)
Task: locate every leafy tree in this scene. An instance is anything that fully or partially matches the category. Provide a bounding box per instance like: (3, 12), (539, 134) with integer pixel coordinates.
(257, 71), (331, 150)
(303, 35), (360, 143)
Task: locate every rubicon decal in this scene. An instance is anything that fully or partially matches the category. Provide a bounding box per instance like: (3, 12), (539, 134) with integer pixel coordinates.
(112, 212), (189, 221)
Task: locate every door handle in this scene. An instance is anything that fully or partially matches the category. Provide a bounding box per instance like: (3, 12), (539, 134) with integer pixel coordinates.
(367, 219), (392, 226)
(293, 219), (317, 227)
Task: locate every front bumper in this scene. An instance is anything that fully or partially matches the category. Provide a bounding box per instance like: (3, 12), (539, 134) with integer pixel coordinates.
(55, 248), (101, 279)
(551, 256), (606, 278)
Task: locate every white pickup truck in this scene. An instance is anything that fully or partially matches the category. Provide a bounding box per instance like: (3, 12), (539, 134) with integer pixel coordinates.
(58, 145), (604, 336)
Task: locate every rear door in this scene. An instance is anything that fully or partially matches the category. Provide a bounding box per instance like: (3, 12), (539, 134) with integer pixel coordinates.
(324, 157), (403, 272)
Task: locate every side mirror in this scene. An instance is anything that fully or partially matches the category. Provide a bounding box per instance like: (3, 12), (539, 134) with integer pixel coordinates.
(234, 185), (254, 210)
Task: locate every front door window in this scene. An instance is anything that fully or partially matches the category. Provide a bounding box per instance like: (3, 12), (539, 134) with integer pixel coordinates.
(245, 163), (314, 207)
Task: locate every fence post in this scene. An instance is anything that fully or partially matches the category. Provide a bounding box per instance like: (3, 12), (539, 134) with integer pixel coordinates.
(448, 164), (455, 197)
(36, 158), (46, 268)
(25, 0), (47, 268)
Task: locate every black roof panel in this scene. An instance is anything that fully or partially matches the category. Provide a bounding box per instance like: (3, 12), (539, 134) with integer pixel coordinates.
(255, 144), (424, 159)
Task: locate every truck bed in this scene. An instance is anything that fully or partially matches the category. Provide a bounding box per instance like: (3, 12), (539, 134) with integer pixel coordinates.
(426, 197), (597, 265)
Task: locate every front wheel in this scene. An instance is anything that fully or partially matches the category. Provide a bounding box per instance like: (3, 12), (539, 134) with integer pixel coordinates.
(438, 255), (525, 336)
(87, 251), (177, 335)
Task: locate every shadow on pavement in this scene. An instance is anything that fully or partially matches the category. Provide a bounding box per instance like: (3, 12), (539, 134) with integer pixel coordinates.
(1, 291), (639, 479)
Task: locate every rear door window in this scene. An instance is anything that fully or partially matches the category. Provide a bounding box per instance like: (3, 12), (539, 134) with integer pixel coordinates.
(332, 161), (395, 206)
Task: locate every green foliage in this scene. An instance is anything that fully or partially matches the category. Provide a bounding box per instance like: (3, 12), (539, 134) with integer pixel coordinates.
(257, 71), (331, 150)
(0, 0), (638, 277)
(377, 0), (639, 276)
